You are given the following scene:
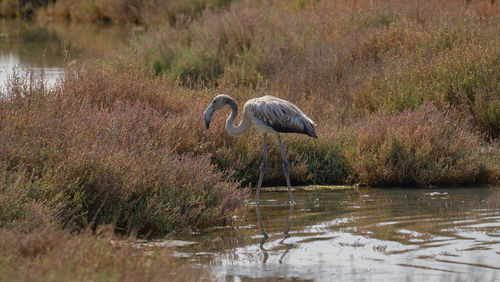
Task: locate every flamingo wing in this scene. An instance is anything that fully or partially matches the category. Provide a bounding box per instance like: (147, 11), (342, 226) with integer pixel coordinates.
(244, 95), (317, 138)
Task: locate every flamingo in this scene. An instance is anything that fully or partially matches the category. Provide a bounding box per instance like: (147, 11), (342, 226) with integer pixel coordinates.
(204, 94), (317, 204)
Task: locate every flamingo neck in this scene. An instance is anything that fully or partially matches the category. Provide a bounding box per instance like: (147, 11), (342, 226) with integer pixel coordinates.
(225, 98), (251, 136)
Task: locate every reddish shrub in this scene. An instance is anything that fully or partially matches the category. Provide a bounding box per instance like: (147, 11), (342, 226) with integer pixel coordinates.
(347, 103), (490, 186)
(0, 70), (247, 235)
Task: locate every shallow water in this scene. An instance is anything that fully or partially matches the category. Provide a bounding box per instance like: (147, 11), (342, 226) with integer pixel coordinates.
(168, 187), (500, 281)
(0, 19), (133, 88)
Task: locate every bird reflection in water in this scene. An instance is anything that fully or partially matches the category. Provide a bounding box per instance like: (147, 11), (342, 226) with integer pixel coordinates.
(255, 205), (294, 263)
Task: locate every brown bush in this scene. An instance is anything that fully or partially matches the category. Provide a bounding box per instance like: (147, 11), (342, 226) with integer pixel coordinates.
(347, 103), (489, 186)
(0, 226), (208, 281)
(0, 66), (247, 235)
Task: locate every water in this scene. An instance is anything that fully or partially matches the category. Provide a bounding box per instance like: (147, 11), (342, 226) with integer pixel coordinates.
(164, 187), (500, 281)
(0, 19), (133, 88)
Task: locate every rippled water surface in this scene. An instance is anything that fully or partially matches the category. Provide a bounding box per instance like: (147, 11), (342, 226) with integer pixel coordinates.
(168, 187), (500, 281)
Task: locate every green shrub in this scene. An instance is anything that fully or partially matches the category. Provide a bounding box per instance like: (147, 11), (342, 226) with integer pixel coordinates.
(289, 136), (350, 185)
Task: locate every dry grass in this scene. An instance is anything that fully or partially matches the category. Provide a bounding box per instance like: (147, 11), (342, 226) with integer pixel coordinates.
(145, 0), (499, 186)
(347, 103), (490, 186)
(35, 0), (233, 26)
(0, 67), (248, 235)
(149, 0), (499, 136)
(0, 0), (498, 236)
(0, 225), (209, 281)
(0, 1), (499, 279)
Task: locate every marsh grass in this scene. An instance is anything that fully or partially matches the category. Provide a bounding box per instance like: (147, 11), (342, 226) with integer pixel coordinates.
(35, 0), (233, 26)
(0, 0), (498, 240)
(347, 103), (490, 186)
(1, 1), (499, 280)
(144, 0), (500, 186)
(0, 67), (248, 235)
(149, 0), (499, 135)
(0, 226), (209, 281)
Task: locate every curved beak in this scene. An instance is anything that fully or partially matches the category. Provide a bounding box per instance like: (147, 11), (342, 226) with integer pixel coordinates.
(204, 105), (214, 129)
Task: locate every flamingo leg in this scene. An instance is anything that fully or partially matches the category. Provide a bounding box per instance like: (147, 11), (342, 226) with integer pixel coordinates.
(255, 133), (268, 204)
(277, 134), (294, 204)
(255, 205), (269, 263)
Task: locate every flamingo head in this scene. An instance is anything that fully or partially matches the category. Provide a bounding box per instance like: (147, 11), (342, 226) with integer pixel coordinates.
(204, 94), (232, 129)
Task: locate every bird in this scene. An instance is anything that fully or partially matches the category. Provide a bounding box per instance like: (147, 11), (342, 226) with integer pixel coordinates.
(204, 94), (317, 204)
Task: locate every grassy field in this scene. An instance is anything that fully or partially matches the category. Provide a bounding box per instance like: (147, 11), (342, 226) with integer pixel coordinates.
(0, 0), (499, 280)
